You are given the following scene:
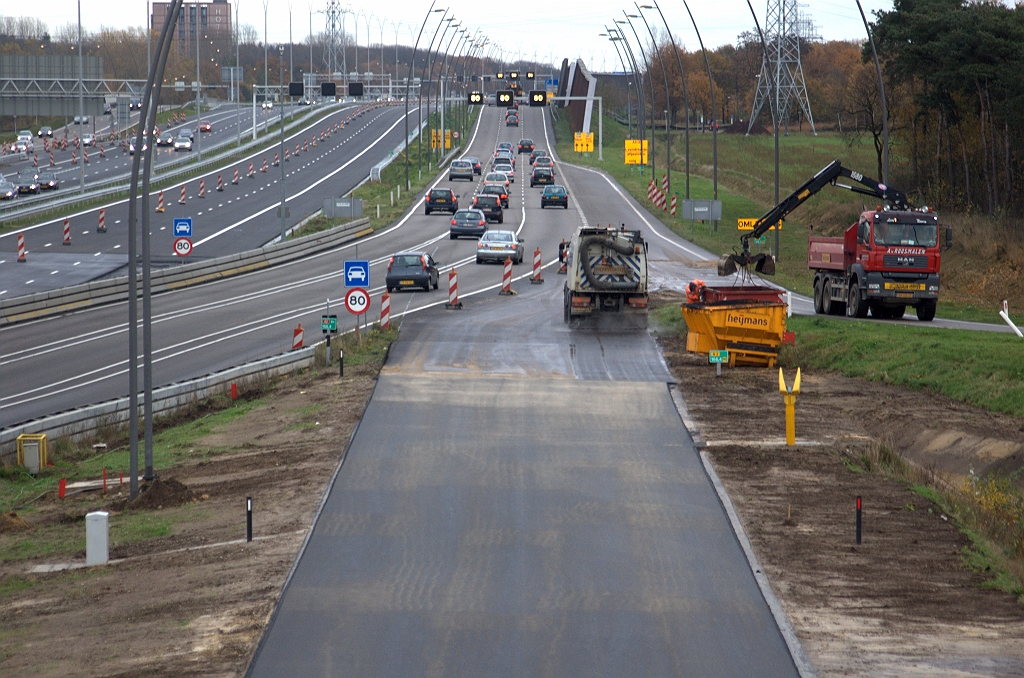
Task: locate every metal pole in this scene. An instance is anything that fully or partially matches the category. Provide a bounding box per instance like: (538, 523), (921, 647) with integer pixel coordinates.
(619, 17), (655, 178)
(407, 4), (441, 192)
(419, 12), (451, 176)
(196, 19), (202, 160)
(675, 0), (714, 214)
(263, 0), (269, 89)
(636, 6), (671, 194)
(279, 46), (287, 240)
(612, 28), (644, 155)
(77, 0), (85, 194)
(856, 0), (888, 184)
(141, 0), (181, 484)
(605, 31), (633, 139)
(236, 0), (241, 146)
(746, 0), (780, 258)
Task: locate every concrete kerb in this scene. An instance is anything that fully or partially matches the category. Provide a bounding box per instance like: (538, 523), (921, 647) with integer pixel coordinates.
(0, 345), (317, 463)
(0, 217), (371, 326)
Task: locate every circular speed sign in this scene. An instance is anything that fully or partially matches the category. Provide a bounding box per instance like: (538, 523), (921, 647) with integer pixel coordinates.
(452, 130), (460, 139)
(173, 237), (193, 257)
(344, 287), (370, 315)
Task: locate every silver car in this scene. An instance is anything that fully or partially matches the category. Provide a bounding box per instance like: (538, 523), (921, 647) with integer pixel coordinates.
(493, 162), (515, 183)
(475, 230), (525, 265)
(82, 133), (95, 147)
(448, 160), (474, 182)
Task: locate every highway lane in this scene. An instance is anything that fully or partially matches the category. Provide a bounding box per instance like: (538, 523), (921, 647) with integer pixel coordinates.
(0, 103), (409, 296)
(0, 104), (583, 427)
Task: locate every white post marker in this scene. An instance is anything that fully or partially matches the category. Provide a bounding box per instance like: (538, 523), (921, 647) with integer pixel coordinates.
(999, 300), (1023, 338)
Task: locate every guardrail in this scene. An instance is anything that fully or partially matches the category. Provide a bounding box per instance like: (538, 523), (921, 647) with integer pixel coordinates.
(0, 344), (317, 463)
(0, 217), (373, 326)
(369, 119), (426, 181)
(0, 103), (373, 223)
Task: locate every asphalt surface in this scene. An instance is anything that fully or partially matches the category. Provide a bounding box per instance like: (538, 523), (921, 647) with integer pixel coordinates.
(0, 102), (410, 297)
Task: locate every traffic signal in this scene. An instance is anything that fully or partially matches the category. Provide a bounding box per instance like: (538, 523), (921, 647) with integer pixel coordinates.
(509, 70), (519, 80)
(527, 71), (535, 80)
(468, 91), (484, 105)
(496, 72), (504, 79)
(529, 90), (547, 107)
(496, 90), (514, 107)
(348, 82), (364, 96)
(321, 82), (336, 97)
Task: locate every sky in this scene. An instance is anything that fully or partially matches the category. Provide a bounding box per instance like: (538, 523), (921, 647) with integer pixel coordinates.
(30, 0), (895, 72)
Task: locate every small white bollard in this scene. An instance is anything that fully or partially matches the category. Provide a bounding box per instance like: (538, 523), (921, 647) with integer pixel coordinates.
(86, 511), (109, 566)
(377, 204), (380, 219)
(999, 300), (1023, 338)
(390, 190), (394, 206)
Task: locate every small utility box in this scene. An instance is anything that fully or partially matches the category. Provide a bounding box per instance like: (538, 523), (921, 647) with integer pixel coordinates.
(323, 197), (363, 219)
(16, 433), (47, 475)
(86, 511), (109, 566)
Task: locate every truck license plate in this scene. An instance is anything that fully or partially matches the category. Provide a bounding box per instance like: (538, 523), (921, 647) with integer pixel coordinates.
(896, 293), (914, 298)
(593, 265), (627, 275)
(885, 282), (925, 291)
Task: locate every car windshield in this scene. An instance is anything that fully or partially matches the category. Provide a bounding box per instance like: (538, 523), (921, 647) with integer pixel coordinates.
(452, 162), (470, 169)
(455, 210), (478, 219)
(544, 187), (565, 195)
(535, 168), (551, 175)
(874, 221), (938, 247)
(18, 171), (36, 181)
(430, 189), (451, 198)
(483, 232), (514, 242)
(485, 173), (505, 181)
(38, 174), (54, 181)
(521, 139), (533, 145)
(393, 255), (423, 267)
(0, 182), (14, 190)
(494, 165), (512, 172)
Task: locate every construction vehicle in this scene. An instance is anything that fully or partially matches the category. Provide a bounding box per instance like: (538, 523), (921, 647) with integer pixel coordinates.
(562, 225), (648, 325)
(717, 159), (951, 321)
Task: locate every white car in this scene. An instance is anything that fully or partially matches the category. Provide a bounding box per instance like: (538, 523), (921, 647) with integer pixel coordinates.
(82, 133), (95, 147)
(173, 136), (193, 151)
(13, 139), (33, 153)
(128, 139), (149, 155)
(261, 101), (274, 110)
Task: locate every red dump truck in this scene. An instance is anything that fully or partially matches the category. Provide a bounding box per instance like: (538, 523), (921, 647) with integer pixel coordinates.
(718, 160), (951, 321)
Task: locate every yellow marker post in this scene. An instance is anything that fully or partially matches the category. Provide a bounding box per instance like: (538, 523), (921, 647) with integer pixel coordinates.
(779, 367), (801, 446)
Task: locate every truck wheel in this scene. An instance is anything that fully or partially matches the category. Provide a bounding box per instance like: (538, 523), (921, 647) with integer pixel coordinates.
(916, 300), (936, 321)
(813, 278), (824, 314)
(848, 282), (868, 318)
(821, 280), (833, 315)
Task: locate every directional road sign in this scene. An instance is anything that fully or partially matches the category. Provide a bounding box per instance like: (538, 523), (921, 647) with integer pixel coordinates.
(173, 237), (193, 257)
(321, 314), (338, 332)
(344, 287), (370, 315)
(173, 217), (193, 237)
(709, 350), (730, 364)
(344, 260), (369, 287)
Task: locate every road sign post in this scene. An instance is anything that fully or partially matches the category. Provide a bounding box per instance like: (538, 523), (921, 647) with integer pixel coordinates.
(709, 349), (729, 377)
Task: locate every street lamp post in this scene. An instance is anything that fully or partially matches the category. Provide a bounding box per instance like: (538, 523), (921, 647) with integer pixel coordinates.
(676, 0), (716, 221)
(419, 12), (453, 174)
(635, 5), (671, 195)
(406, 5), (444, 191)
(745, 0), (781, 259)
(602, 30), (634, 139)
(616, 18), (653, 177)
(279, 45), (287, 241)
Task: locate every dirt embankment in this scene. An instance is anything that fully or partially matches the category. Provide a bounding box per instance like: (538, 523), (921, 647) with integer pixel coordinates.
(658, 329), (1024, 676)
(0, 364), (378, 677)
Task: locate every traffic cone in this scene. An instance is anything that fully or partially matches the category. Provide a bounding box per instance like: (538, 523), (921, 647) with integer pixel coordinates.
(16, 232), (26, 262)
(63, 218), (71, 245)
(198, 178), (206, 198)
(97, 209), (106, 233)
(499, 257), (516, 295)
(531, 247), (544, 284)
(217, 173), (224, 191)
(179, 184), (187, 204)
(445, 268), (462, 309)
(156, 190), (165, 212)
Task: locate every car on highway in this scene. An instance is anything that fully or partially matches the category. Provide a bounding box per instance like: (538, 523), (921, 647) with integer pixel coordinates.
(37, 172), (60, 191)
(129, 98), (142, 110)
(463, 156), (482, 174)
(13, 140), (33, 153)
(483, 172), (510, 190)
(261, 101), (274, 110)
(177, 127), (195, 140)
(449, 208), (488, 239)
(530, 148), (548, 164)
(531, 166), (554, 187)
(494, 150), (515, 166)
(448, 160), (474, 182)
(495, 142), (513, 155)
(198, 120), (212, 133)
(173, 135), (193, 151)
(505, 114), (519, 127)
(128, 137), (149, 155)
(533, 155), (555, 171)
(15, 169), (40, 194)
(424, 187), (459, 214)
(73, 115), (90, 125)
(0, 182), (16, 200)
(38, 126), (53, 138)
(157, 132), (175, 146)
(518, 138), (534, 154)
(386, 252), (440, 292)
(493, 162), (515, 183)
(471, 194), (504, 223)
(81, 133), (95, 147)
(480, 183), (509, 208)
(476, 229), (524, 264)
(540, 184), (569, 209)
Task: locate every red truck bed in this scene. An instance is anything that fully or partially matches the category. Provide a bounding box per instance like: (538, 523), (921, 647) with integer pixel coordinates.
(808, 223), (857, 271)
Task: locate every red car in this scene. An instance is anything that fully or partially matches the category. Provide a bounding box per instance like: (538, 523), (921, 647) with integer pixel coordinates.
(198, 120), (212, 132)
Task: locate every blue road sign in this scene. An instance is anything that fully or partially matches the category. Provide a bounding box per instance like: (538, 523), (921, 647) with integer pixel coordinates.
(545, 78), (559, 87)
(344, 260), (369, 287)
(173, 217), (193, 237)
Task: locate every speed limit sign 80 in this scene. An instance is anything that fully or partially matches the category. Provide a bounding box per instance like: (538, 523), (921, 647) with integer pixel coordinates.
(173, 237), (193, 257)
(344, 287), (369, 315)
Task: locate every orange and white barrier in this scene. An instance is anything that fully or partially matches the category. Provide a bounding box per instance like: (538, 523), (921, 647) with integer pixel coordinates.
(48, 152), (55, 166)
(179, 185), (187, 204)
(248, 161), (255, 178)
(303, 140), (309, 152)
(285, 147), (290, 161)
(98, 145), (105, 158)
(445, 268), (462, 309)
(380, 292), (391, 329)
(670, 194), (677, 216)
(292, 323), (304, 350)
(156, 190), (165, 213)
(97, 209), (106, 233)
(294, 143), (300, 156)
(63, 217), (71, 245)
(17, 232), (26, 262)
(71, 150), (77, 164)
(232, 168), (240, 184)
(499, 257), (515, 295)
(217, 173), (224, 191)
(531, 247), (544, 284)
(273, 152), (279, 166)
(32, 154), (38, 168)
(83, 148), (89, 164)
(198, 178), (206, 198)
(261, 157), (268, 173)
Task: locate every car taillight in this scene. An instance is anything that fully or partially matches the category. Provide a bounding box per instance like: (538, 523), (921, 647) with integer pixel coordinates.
(387, 257), (393, 272)
(421, 257), (428, 272)
(501, 194), (507, 199)
(477, 242), (485, 249)
(451, 219), (457, 225)
(479, 220), (485, 226)
(628, 297), (648, 309)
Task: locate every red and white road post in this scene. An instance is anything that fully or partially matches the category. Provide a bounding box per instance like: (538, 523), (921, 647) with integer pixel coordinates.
(63, 217), (71, 245)
(261, 157), (268, 173)
(179, 184), (187, 204)
(217, 173), (224, 191)
(198, 178), (206, 198)
(97, 209), (106, 233)
(380, 293), (391, 329)
(17, 232), (26, 262)
(156, 191), (165, 213)
(292, 323), (304, 350)
(232, 167), (240, 184)
(499, 257), (516, 296)
(248, 161), (255, 178)
(530, 247), (544, 284)
(445, 268), (462, 309)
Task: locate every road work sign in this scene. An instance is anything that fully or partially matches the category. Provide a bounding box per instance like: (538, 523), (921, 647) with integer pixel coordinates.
(624, 139), (647, 164)
(574, 132), (594, 153)
(344, 260), (369, 287)
(738, 218), (781, 231)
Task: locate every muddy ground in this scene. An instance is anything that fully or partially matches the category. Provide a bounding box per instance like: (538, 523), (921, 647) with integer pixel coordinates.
(655, 289), (1024, 676)
(0, 363), (378, 677)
